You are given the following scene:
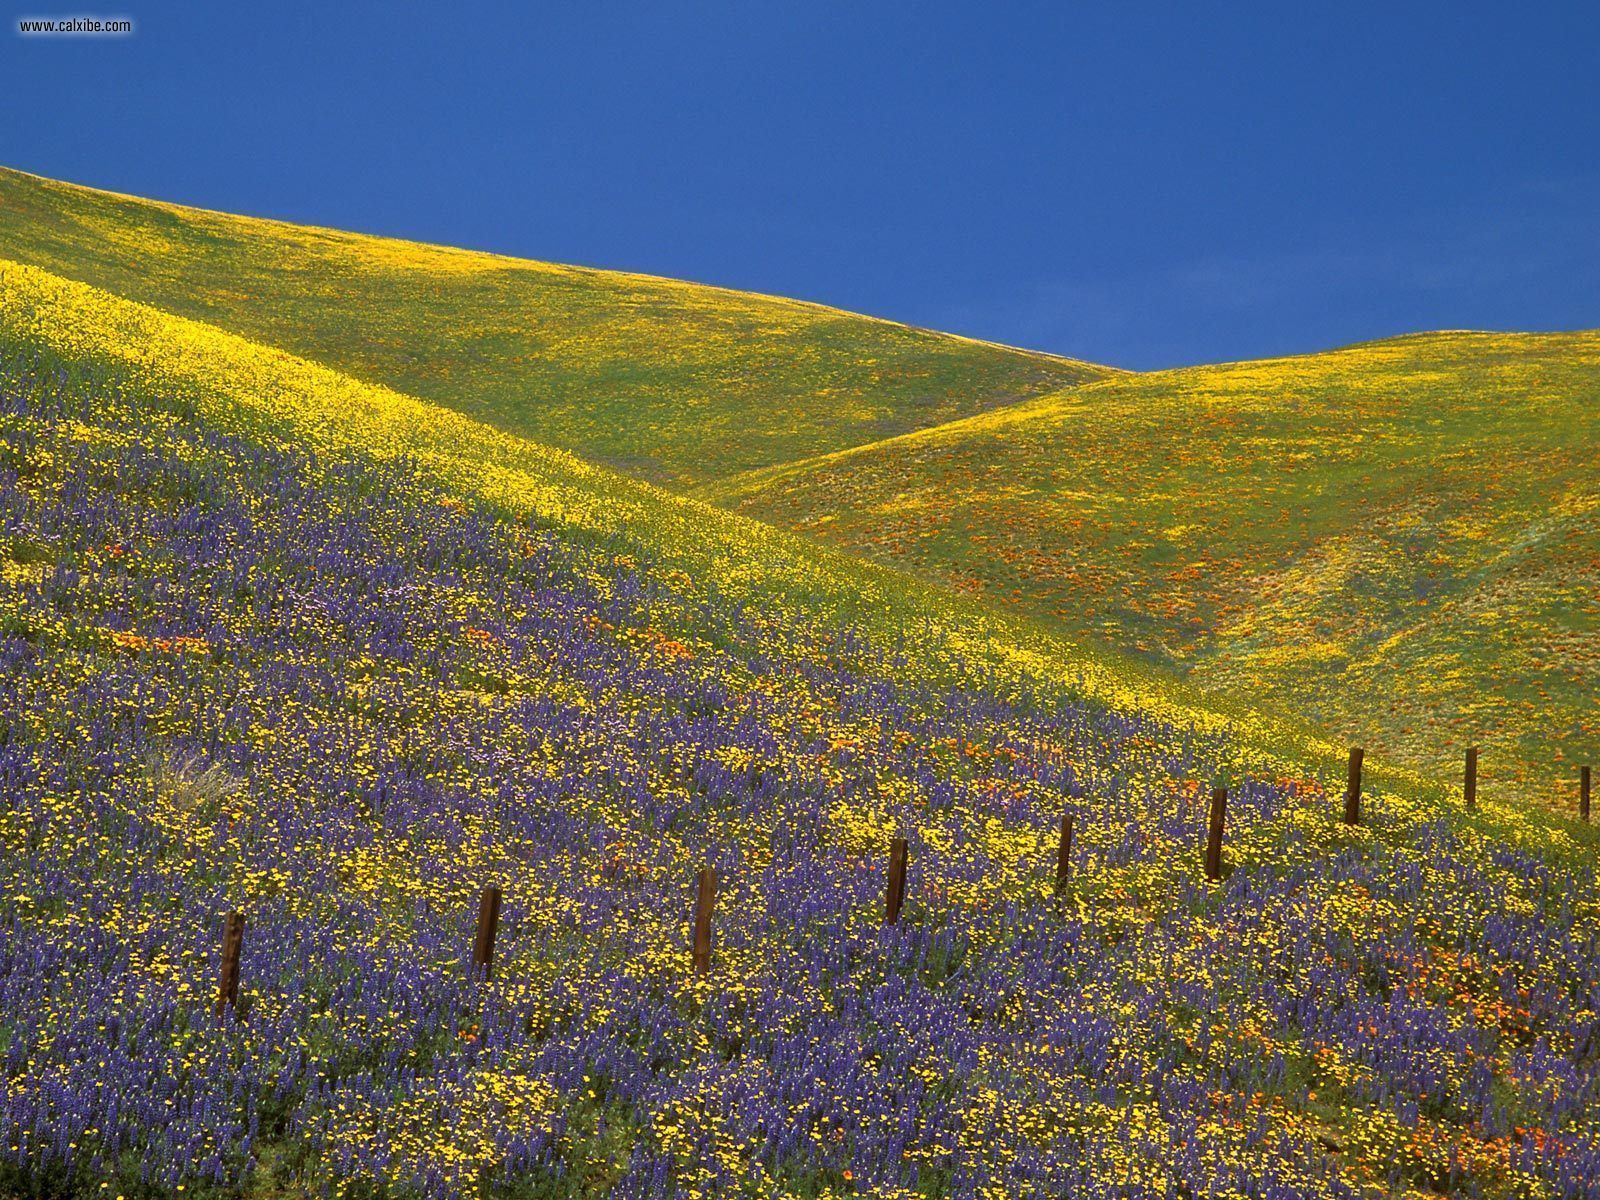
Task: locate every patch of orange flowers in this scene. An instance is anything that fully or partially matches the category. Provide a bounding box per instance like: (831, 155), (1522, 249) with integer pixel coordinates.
(106, 630), (210, 656)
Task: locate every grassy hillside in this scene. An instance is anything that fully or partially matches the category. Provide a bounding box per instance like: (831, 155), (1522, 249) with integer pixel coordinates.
(5, 261), (1600, 1200)
(710, 332), (1600, 805)
(0, 165), (1113, 486)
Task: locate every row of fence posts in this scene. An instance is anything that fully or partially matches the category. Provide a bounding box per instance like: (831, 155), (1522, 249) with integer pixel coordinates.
(211, 751), (1596, 1013)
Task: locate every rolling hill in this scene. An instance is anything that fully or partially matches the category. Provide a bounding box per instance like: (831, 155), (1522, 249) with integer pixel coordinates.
(0, 165), (1114, 486)
(709, 332), (1600, 804)
(4, 161), (1600, 1198)
(6, 259), (1599, 1199)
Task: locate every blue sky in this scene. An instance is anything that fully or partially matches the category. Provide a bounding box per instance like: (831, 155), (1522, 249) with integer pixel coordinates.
(5, 1), (1597, 369)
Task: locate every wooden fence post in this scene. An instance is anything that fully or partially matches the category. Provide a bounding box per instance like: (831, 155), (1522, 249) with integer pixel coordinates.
(1344, 747), (1363, 825)
(1204, 787), (1227, 881)
(1055, 813), (1074, 893)
(691, 867), (715, 976)
(885, 837), (909, 925)
(472, 884), (502, 980)
(1464, 746), (1478, 809)
(1582, 765), (1592, 823)
(215, 911), (244, 1020)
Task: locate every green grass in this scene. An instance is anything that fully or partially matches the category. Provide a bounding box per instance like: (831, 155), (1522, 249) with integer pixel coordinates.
(0, 165), (1113, 487)
(709, 331), (1600, 802)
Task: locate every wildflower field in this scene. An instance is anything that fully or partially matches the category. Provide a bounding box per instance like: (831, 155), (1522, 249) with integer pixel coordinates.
(3, 261), (1600, 1200)
(712, 334), (1600, 805)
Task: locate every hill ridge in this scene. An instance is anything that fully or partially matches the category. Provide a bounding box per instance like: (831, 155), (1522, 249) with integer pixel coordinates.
(705, 326), (1600, 496)
(0, 164), (1117, 486)
(0, 164), (1126, 369)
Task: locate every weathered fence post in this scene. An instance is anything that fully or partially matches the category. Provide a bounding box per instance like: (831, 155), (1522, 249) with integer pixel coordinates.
(1464, 746), (1478, 809)
(885, 837), (909, 925)
(1205, 787), (1228, 881)
(691, 867), (715, 976)
(1344, 747), (1363, 825)
(215, 911), (244, 1020)
(1582, 765), (1592, 823)
(1055, 813), (1074, 893)
(472, 884), (502, 980)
